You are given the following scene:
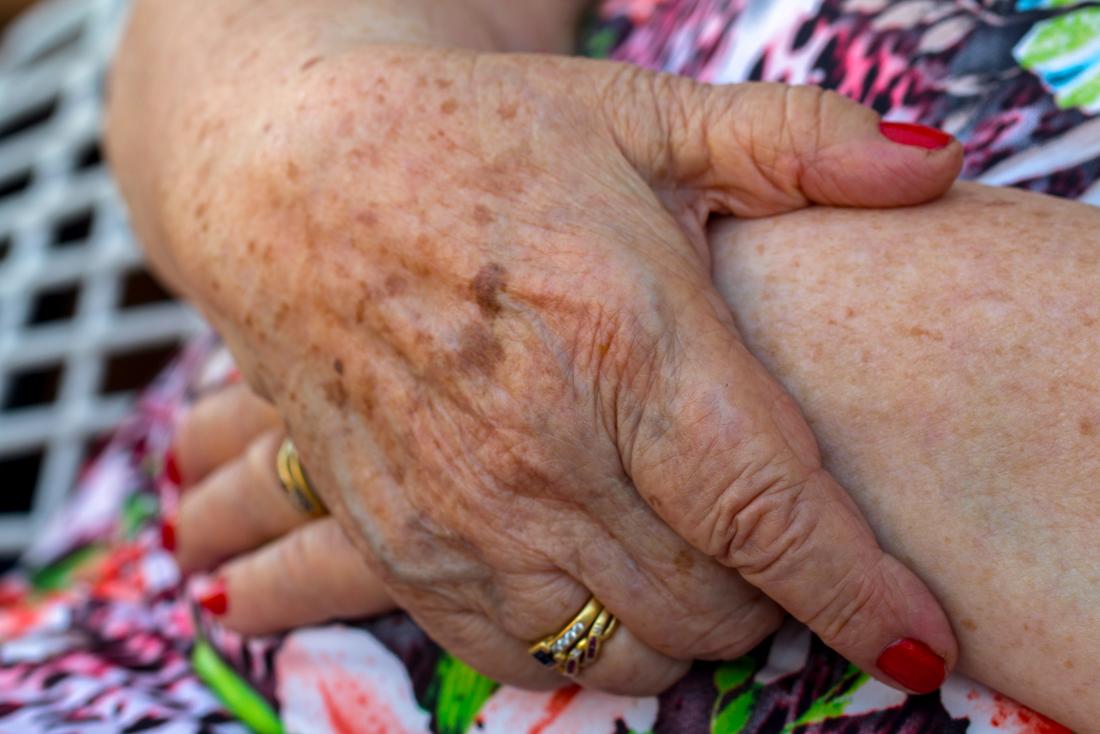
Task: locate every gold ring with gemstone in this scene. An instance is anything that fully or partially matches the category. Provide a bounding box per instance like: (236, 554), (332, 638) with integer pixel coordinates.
(528, 597), (618, 675)
(275, 439), (327, 517)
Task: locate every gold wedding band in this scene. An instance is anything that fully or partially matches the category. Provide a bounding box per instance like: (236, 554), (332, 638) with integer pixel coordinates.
(275, 439), (327, 517)
(528, 597), (618, 675)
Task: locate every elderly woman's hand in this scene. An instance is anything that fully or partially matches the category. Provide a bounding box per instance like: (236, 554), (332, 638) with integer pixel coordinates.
(110, 1), (964, 696)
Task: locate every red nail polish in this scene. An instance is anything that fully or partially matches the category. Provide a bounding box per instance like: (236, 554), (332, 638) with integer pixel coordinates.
(876, 638), (947, 694)
(164, 450), (182, 487)
(879, 121), (953, 150)
(160, 519), (176, 552)
(198, 579), (228, 616)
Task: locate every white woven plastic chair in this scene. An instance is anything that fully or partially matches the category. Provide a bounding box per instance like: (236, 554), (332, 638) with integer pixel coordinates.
(0, 0), (204, 558)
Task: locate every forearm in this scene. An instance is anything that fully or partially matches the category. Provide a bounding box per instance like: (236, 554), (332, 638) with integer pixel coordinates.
(711, 182), (1099, 730)
(105, 0), (586, 293)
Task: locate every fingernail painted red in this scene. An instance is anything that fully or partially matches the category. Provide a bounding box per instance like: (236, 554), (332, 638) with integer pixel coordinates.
(198, 579), (228, 616)
(164, 450), (182, 487)
(879, 121), (953, 150)
(876, 638), (947, 694)
(160, 519), (176, 552)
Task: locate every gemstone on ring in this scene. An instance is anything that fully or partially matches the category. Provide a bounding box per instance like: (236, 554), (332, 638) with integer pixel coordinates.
(528, 597), (614, 675)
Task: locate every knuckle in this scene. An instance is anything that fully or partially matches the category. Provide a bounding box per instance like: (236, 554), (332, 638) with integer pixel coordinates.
(678, 596), (783, 660)
(711, 462), (823, 578)
(804, 561), (887, 650)
(571, 290), (665, 392)
(277, 525), (331, 590)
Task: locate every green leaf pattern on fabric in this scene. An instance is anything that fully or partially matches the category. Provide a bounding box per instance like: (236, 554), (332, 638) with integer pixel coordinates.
(192, 638), (284, 734)
(1015, 6), (1100, 112)
(711, 657), (761, 734)
(426, 653), (499, 734)
(781, 665), (869, 733)
(29, 545), (103, 592)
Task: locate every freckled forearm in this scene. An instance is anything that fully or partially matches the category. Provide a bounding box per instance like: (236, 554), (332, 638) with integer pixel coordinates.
(106, 0), (587, 286)
(710, 182), (1100, 729)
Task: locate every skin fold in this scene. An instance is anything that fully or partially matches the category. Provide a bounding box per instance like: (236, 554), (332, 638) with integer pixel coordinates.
(711, 182), (1100, 731)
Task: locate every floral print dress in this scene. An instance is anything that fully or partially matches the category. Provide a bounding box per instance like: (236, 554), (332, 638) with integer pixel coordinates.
(2, 1), (1098, 732)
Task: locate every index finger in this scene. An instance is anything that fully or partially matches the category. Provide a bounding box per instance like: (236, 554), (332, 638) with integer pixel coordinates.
(624, 283), (957, 694)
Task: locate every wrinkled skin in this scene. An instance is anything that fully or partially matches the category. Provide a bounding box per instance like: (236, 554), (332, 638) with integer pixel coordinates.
(108, 15), (963, 695)
(174, 183), (1100, 731)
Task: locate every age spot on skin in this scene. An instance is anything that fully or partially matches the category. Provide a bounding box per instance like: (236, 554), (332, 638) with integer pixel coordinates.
(440, 99), (459, 115)
(1080, 417), (1095, 436)
(471, 263), (508, 317)
(333, 359), (344, 376)
(906, 325), (945, 341)
(456, 322), (504, 376)
(472, 205), (494, 226)
(961, 618), (978, 632)
(323, 378), (348, 407)
(385, 273), (407, 297)
(497, 101), (518, 121)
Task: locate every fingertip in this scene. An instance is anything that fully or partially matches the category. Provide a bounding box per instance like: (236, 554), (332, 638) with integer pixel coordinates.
(196, 576), (229, 617)
(876, 637), (949, 695)
(159, 517), (176, 553)
(859, 553), (957, 694)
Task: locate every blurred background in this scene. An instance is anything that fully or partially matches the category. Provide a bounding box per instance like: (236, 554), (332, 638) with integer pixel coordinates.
(0, 0), (204, 569)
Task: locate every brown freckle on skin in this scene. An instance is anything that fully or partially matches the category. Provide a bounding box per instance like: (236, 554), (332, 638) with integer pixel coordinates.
(355, 297), (367, 324)
(246, 239), (257, 255)
(497, 101), (518, 120)
(1080, 417), (1095, 436)
(674, 549), (694, 573)
(323, 378), (348, 407)
(472, 205), (494, 226)
(384, 273), (407, 297)
(961, 618), (978, 632)
(456, 322), (504, 376)
(353, 145), (382, 167)
(440, 98), (459, 115)
(286, 161), (300, 181)
(356, 390), (375, 417)
(333, 359), (344, 375)
(906, 325), (945, 341)
(358, 209), (379, 227)
(391, 463), (406, 484)
(300, 55), (323, 72)
(845, 307), (856, 318)
(434, 78), (453, 89)
(1065, 659), (1075, 669)
(755, 244), (765, 255)
(471, 263), (507, 317)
